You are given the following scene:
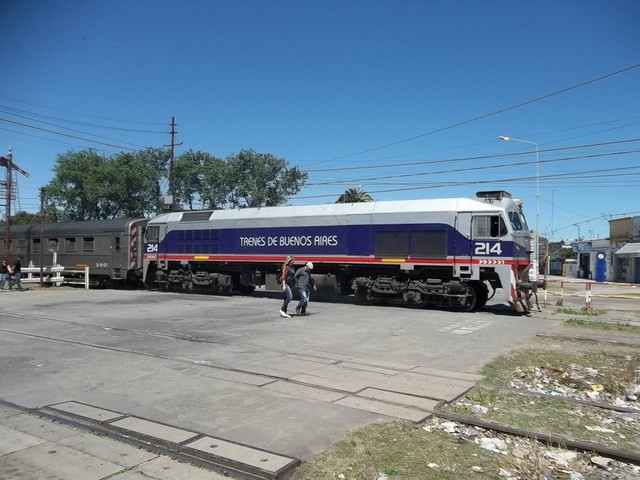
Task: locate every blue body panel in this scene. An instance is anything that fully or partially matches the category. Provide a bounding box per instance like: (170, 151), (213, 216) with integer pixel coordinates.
(157, 223), (517, 258)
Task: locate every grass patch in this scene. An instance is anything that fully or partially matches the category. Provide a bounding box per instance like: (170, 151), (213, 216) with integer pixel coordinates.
(555, 307), (605, 316)
(479, 347), (640, 395)
(448, 387), (640, 452)
(291, 420), (500, 480)
(564, 318), (640, 334)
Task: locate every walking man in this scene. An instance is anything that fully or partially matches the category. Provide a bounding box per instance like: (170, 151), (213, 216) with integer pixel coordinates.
(294, 262), (316, 316)
(9, 256), (24, 291)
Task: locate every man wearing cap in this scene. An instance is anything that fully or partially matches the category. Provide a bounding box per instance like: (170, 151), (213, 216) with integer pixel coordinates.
(294, 261), (317, 316)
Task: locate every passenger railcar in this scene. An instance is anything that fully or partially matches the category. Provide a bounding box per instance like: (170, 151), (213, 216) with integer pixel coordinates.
(143, 191), (539, 312)
(6, 218), (148, 286)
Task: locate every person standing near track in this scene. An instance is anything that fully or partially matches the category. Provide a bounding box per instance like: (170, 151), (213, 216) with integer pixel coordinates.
(9, 256), (24, 291)
(0, 259), (8, 290)
(294, 261), (316, 316)
(279, 256), (296, 318)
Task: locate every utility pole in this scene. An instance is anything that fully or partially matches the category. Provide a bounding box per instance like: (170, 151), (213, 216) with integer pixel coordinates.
(0, 148), (30, 260)
(4, 148), (12, 260)
(164, 116), (183, 211)
(39, 187), (45, 286)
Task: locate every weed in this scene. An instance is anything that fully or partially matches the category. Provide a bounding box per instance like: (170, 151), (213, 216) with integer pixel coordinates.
(565, 317), (640, 333)
(555, 307), (605, 316)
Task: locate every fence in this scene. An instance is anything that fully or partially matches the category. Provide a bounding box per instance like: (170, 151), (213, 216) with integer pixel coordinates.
(22, 264), (90, 289)
(556, 281), (593, 311)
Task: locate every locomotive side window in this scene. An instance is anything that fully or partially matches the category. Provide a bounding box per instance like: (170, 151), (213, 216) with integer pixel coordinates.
(82, 237), (95, 252)
(411, 230), (447, 257)
(473, 215), (507, 238)
(65, 237), (76, 252)
(375, 231), (408, 256)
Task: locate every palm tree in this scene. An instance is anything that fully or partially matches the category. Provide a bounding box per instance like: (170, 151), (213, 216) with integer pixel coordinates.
(336, 187), (374, 203)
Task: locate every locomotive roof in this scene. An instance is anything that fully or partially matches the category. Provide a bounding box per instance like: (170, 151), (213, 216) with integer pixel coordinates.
(150, 196), (513, 225)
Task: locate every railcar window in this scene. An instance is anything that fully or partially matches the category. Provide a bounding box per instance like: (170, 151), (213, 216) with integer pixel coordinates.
(16, 238), (27, 253)
(82, 237), (95, 252)
(32, 238), (41, 253)
(375, 231), (408, 257)
(48, 238), (59, 252)
(65, 237), (76, 252)
(115, 237), (121, 252)
(473, 215), (508, 238)
(411, 230), (447, 257)
(509, 211), (524, 231)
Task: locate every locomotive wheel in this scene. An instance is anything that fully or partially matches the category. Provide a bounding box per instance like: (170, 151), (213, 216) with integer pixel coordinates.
(451, 284), (477, 312)
(470, 281), (489, 311)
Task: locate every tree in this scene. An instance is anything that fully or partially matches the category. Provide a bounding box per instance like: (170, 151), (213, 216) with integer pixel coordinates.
(45, 148), (168, 220)
(173, 150), (225, 210)
(199, 153), (229, 210)
(4, 211), (41, 225)
(225, 149), (307, 208)
(336, 187), (373, 203)
(43, 147), (306, 219)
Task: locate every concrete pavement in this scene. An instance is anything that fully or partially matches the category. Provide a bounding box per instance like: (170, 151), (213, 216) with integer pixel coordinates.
(0, 287), (571, 479)
(0, 402), (232, 480)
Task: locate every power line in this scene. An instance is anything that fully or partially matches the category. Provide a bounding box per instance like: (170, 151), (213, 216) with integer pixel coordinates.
(0, 105), (167, 134)
(295, 165), (640, 200)
(0, 110), (151, 148)
(0, 117), (141, 151)
(306, 137), (640, 174)
(0, 94), (166, 126)
(313, 62), (640, 166)
(307, 148), (640, 187)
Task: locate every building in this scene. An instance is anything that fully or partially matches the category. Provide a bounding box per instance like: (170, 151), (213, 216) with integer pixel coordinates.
(609, 216), (640, 283)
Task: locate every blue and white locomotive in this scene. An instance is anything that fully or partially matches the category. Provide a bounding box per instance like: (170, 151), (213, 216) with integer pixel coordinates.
(142, 191), (539, 312)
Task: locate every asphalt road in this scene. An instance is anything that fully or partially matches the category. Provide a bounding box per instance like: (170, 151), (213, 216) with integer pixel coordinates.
(0, 287), (571, 462)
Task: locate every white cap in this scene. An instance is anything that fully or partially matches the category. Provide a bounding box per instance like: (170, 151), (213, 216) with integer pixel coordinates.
(305, 261), (314, 269)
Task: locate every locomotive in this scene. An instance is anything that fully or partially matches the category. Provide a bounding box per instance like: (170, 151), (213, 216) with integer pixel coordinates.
(142, 191), (539, 312)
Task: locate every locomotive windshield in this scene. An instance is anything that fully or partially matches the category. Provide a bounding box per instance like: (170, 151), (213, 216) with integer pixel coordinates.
(508, 211), (528, 231)
(144, 225), (160, 242)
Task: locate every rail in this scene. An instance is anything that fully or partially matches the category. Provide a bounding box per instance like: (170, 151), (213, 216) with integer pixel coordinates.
(22, 265), (90, 289)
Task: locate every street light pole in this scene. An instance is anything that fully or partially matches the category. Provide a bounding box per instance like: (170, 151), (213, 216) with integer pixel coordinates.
(498, 135), (540, 281)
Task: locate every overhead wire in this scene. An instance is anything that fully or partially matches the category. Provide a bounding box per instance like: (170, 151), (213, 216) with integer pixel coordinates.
(311, 62), (640, 166)
(0, 110), (151, 149)
(0, 117), (142, 151)
(307, 148), (640, 187)
(0, 105), (167, 134)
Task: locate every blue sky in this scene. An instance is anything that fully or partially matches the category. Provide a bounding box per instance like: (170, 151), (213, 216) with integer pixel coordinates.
(1, 0), (639, 242)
